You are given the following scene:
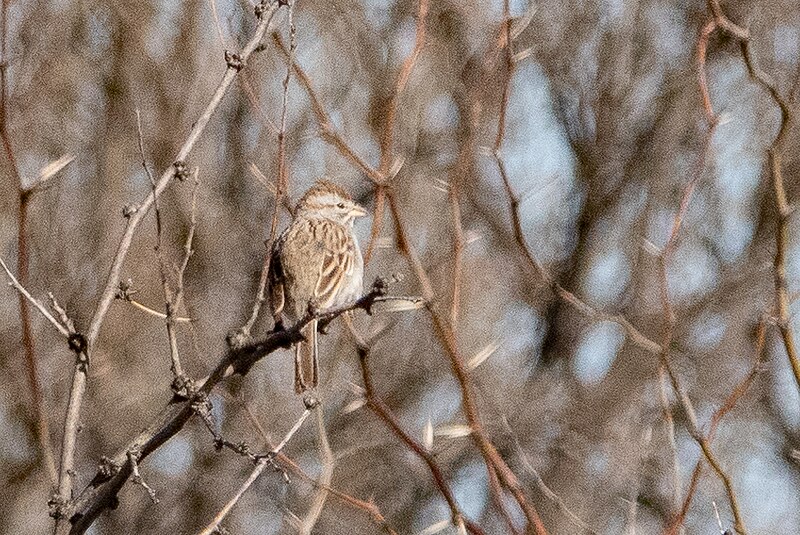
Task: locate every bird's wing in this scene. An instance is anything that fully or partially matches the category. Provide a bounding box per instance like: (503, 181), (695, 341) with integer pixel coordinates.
(313, 220), (357, 309)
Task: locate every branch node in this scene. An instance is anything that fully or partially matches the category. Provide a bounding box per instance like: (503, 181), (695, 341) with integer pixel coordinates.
(254, 0), (269, 19)
(68, 332), (88, 358)
(115, 279), (137, 301)
(122, 204), (138, 218)
(171, 374), (195, 399)
(303, 393), (319, 410)
(226, 328), (251, 350)
(98, 455), (123, 478)
(224, 50), (244, 71)
(127, 449), (159, 504)
(47, 491), (69, 519)
(173, 160), (190, 181)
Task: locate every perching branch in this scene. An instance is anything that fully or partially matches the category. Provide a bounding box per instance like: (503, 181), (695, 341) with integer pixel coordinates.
(61, 281), (417, 534)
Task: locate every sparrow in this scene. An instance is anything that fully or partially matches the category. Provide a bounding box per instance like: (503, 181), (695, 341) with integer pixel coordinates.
(269, 180), (367, 393)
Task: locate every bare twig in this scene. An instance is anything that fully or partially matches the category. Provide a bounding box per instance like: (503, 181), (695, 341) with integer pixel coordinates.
(658, 367), (682, 533)
(196, 406), (315, 535)
(503, 417), (600, 535)
(126, 450), (159, 504)
(272, 34), (384, 185)
(239, 2), (296, 339)
(664, 319), (767, 535)
(737, 23), (800, 392)
(126, 299), (193, 322)
(239, 399), (400, 534)
(378, 0), (428, 175)
(1, 257), (70, 337)
(278, 10), (548, 530)
(136, 108), (185, 378)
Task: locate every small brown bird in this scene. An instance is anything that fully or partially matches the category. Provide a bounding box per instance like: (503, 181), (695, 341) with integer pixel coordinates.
(268, 180), (367, 393)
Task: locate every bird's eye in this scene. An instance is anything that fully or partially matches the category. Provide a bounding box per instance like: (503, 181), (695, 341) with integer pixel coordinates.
(336, 202), (345, 209)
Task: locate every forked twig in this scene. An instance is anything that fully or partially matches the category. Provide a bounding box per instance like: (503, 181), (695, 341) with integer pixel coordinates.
(196, 406), (315, 535)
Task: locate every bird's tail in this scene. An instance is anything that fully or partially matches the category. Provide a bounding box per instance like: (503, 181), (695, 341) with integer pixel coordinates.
(294, 320), (319, 394)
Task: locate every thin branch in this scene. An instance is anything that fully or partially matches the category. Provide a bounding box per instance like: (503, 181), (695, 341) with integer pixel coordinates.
(239, 3), (296, 339)
(126, 449), (159, 505)
(664, 319), (767, 535)
(355, 340), (487, 535)
(238, 399), (400, 534)
(272, 34), (384, 184)
(1, 0), (58, 483)
(278, 11), (548, 530)
(52, 4), (285, 528)
(299, 404), (333, 534)
(136, 108), (184, 378)
(196, 406), (315, 535)
(377, 0), (429, 175)
(738, 25), (800, 392)
(503, 417), (600, 535)
(1, 257), (70, 337)
(658, 367), (682, 534)
(126, 299), (193, 322)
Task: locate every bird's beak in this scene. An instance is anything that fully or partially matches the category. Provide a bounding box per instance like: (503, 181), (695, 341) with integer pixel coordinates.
(350, 204), (368, 218)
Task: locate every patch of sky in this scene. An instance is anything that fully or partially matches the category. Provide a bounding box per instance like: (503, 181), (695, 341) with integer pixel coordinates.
(572, 321), (624, 385)
(581, 248), (630, 305)
(87, 6), (111, 57)
(240, 506), (281, 535)
(0, 398), (35, 465)
(412, 497), (450, 533)
(774, 24), (799, 65)
(149, 435), (193, 478)
(770, 344), (800, 431)
(666, 241), (720, 303)
(785, 242), (800, 294)
(452, 461), (489, 520)
(364, 0), (394, 29)
(292, 138), (328, 186)
(600, 0), (625, 25)
(76, 82), (106, 131)
(498, 301), (545, 357)
(423, 94), (459, 133)
(412, 381), (462, 429)
(485, 0), (530, 20)
(585, 448), (610, 476)
(391, 17), (417, 68)
(687, 312), (726, 350)
(501, 62), (580, 264)
(646, 3), (690, 66)
(145, 1), (182, 62)
(736, 427), (800, 529)
(707, 56), (748, 111)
